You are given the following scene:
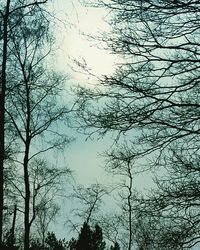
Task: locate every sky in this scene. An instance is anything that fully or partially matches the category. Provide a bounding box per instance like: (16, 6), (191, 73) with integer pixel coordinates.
(52, 0), (118, 82)
(49, 0), (155, 201)
(46, 1), (120, 237)
(48, 0), (155, 239)
(50, 0), (118, 185)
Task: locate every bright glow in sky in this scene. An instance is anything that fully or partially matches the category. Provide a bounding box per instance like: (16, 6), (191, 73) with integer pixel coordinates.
(49, 1), (154, 239)
(47, 1), (117, 192)
(54, 0), (118, 83)
(51, 0), (150, 189)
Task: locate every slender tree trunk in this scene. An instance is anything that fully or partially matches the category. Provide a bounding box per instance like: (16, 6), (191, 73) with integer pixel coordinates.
(127, 161), (133, 250)
(7, 204), (17, 246)
(0, 0), (10, 246)
(23, 94), (31, 250)
(11, 205), (17, 244)
(24, 141), (31, 250)
(23, 68), (31, 250)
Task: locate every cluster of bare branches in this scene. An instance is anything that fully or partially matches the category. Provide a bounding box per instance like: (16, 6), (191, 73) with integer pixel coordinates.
(74, 0), (200, 248)
(0, 1), (73, 249)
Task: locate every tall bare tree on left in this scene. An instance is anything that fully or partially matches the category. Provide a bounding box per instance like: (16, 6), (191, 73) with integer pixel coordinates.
(0, 1), (71, 249)
(0, 1), (10, 247)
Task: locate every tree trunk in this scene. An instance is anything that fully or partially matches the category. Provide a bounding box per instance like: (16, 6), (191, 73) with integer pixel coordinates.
(11, 205), (17, 245)
(7, 204), (17, 246)
(0, 0), (10, 246)
(127, 161), (133, 250)
(24, 141), (31, 250)
(23, 64), (31, 250)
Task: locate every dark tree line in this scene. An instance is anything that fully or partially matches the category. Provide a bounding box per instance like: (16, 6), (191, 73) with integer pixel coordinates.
(4, 221), (120, 250)
(68, 222), (120, 250)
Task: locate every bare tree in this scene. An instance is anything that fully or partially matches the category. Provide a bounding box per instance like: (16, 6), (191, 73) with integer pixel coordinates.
(132, 151), (200, 249)
(96, 212), (125, 250)
(68, 183), (107, 233)
(104, 148), (135, 250)
(6, 158), (71, 249)
(0, 1), (52, 247)
(35, 202), (59, 247)
(2, 4), (73, 249)
(75, 0), (200, 163)
(74, 0), (200, 248)
(28, 158), (70, 247)
(0, 1), (11, 245)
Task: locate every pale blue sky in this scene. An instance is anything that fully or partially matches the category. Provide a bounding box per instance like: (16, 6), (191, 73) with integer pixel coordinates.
(51, 0), (119, 184)
(48, 0), (155, 240)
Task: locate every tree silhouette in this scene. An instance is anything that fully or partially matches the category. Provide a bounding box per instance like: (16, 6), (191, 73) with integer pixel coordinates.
(0, 1), (11, 245)
(110, 242), (120, 250)
(45, 232), (66, 250)
(75, 222), (93, 250)
(70, 222), (106, 250)
(92, 224), (106, 250)
(0, 1), (50, 246)
(0, 1), (73, 248)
